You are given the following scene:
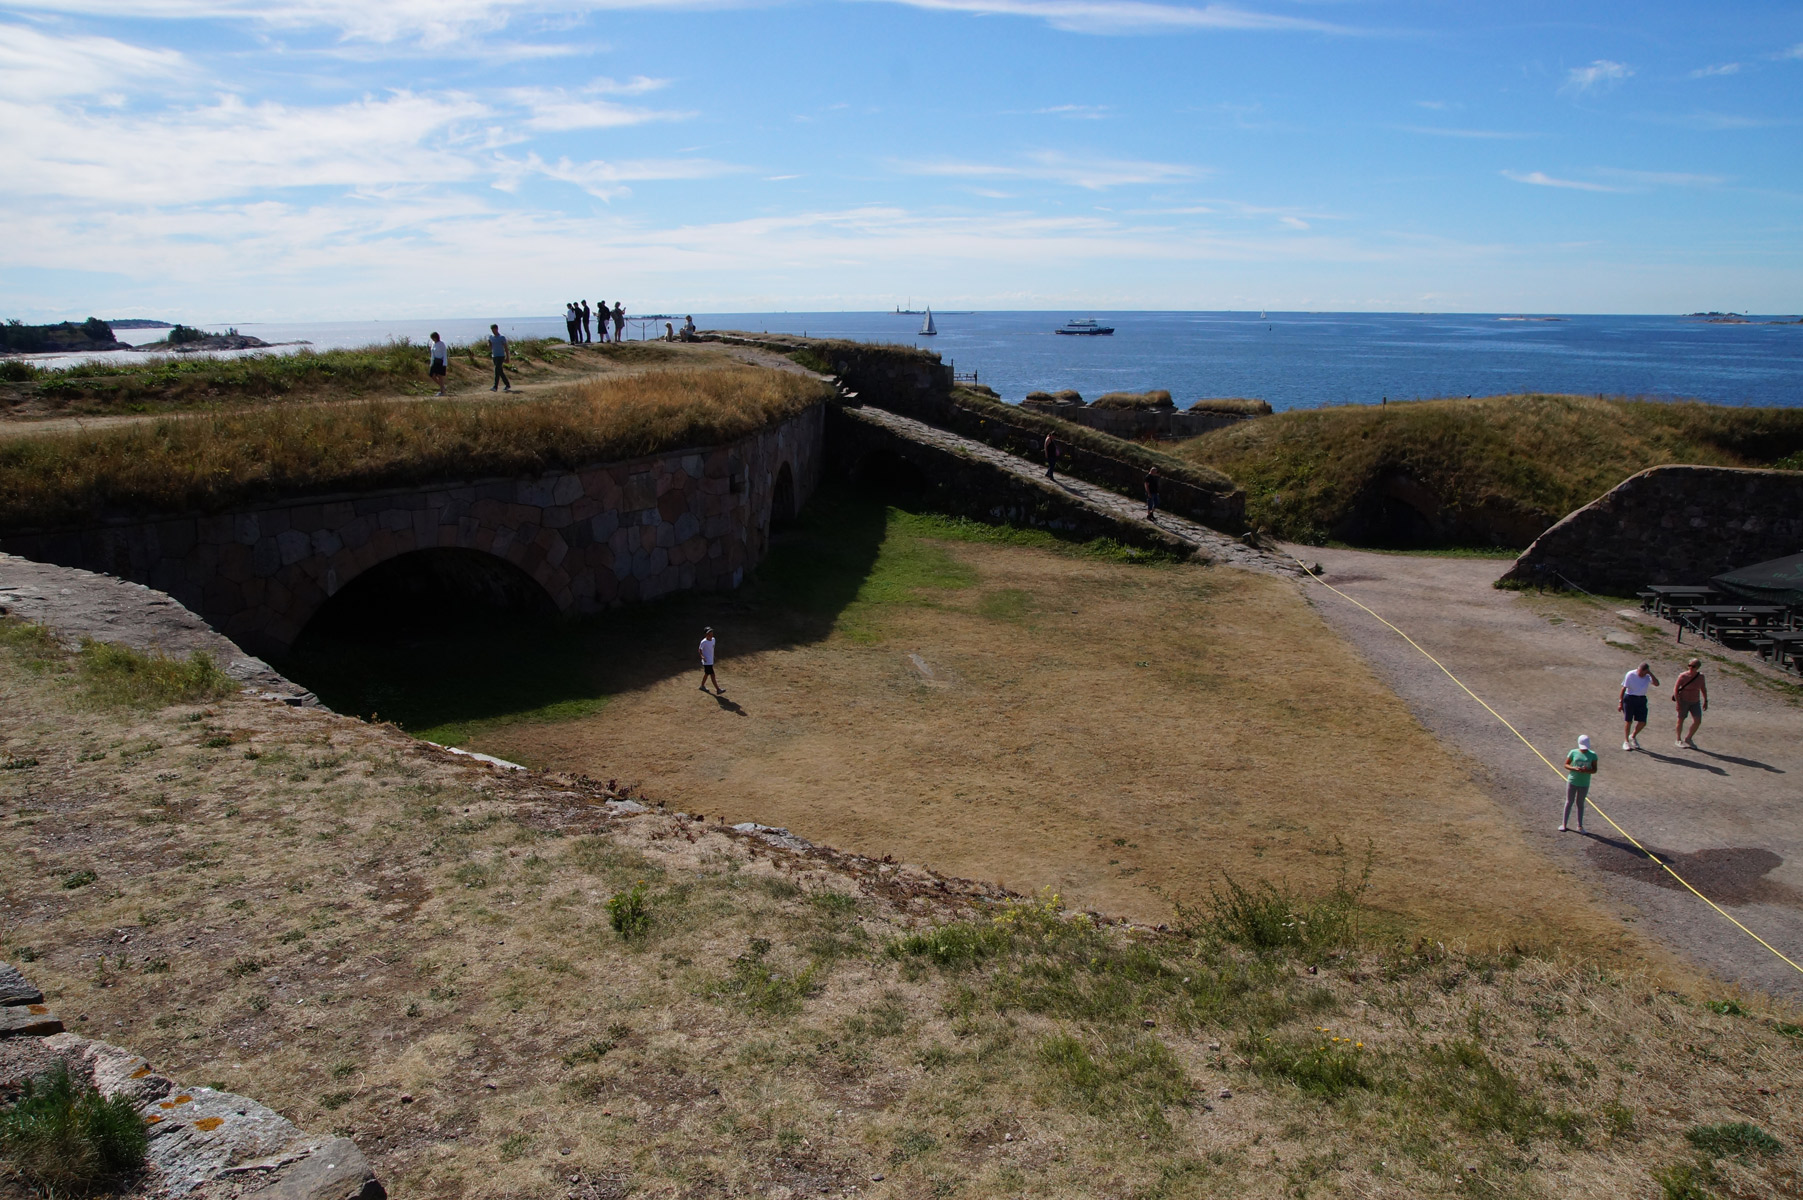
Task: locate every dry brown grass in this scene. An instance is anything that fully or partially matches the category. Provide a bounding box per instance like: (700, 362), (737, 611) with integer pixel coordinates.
(0, 366), (829, 530)
(2, 615), (1798, 1200)
(478, 512), (1667, 967)
(1188, 397), (1272, 416)
(1091, 390), (1175, 411)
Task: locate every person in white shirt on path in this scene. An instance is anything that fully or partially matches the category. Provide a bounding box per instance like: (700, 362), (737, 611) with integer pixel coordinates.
(1618, 661), (1659, 750)
(698, 627), (723, 695)
(427, 332), (449, 396)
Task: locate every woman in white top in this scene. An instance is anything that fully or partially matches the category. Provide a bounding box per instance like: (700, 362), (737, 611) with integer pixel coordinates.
(428, 332), (449, 396)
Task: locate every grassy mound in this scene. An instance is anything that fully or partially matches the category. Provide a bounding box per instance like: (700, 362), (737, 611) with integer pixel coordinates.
(0, 367), (831, 529)
(1188, 397), (1271, 416)
(1023, 389), (1084, 407)
(1, 339), (572, 416)
(1177, 393), (1803, 548)
(1092, 389), (1174, 411)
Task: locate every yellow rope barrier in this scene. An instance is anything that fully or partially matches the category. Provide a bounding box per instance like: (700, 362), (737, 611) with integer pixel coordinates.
(1295, 559), (1803, 977)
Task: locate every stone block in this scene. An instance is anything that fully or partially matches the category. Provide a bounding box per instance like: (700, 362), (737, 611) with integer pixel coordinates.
(247, 1137), (385, 1200)
(674, 512), (701, 543)
(0, 1004), (64, 1037)
(623, 471), (658, 510)
(545, 539), (568, 568)
(156, 519), (198, 559)
(0, 963), (43, 1006)
(276, 530), (310, 567)
(249, 538), (280, 578)
(378, 508), (410, 533)
(682, 453), (704, 478)
(552, 474), (585, 506)
(310, 528), (344, 557)
(518, 480), (557, 507)
(322, 502), (356, 526)
(339, 518), (370, 551)
(542, 505), (572, 529)
(234, 514), (261, 546)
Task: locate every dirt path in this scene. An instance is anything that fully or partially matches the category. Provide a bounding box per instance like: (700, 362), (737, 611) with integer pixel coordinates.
(1293, 544), (1803, 999)
(0, 339), (790, 441)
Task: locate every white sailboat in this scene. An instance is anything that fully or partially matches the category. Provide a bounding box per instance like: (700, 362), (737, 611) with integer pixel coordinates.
(920, 308), (937, 336)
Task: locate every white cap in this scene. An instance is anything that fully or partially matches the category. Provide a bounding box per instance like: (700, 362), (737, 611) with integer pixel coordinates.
(1577, 735), (1591, 750)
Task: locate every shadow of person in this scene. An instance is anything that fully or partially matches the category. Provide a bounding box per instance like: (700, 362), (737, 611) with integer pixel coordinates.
(1634, 747), (1727, 775)
(1693, 748), (1784, 774)
(712, 693), (747, 717)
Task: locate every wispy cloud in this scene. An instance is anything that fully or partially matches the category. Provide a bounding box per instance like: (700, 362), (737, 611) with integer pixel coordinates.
(1783, 42), (1803, 60)
(902, 150), (1202, 189)
(1414, 99), (1451, 111)
(1690, 62), (1740, 78)
(0, 22), (189, 102)
(1563, 59), (1631, 94)
(1035, 104), (1110, 119)
(1501, 170), (1622, 193)
(862, 0), (1348, 36)
(498, 152), (738, 199)
(1652, 111), (1788, 131)
(1397, 125), (1535, 140)
(506, 78), (691, 130)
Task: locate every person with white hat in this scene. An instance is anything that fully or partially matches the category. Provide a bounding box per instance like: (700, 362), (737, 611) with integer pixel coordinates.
(1561, 734), (1598, 833)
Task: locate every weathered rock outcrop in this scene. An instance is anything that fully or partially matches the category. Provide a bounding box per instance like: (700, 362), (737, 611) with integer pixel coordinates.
(0, 319), (121, 355)
(0, 962), (382, 1199)
(1499, 465), (1803, 593)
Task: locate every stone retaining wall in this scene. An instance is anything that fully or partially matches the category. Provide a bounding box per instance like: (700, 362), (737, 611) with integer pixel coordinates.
(1499, 465), (1803, 593)
(1018, 400), (1254, 441)
(1, 405), (824, 656)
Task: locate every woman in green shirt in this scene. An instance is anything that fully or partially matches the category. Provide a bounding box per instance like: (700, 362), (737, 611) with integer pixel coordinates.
(1561, 734), (1597, 833)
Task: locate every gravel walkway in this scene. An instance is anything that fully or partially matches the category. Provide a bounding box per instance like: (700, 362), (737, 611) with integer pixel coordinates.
(853, 403), (1297, 576)
(1295, 544), (1803, 1000)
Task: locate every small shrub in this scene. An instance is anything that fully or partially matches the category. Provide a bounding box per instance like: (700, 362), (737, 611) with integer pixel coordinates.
(1702, 999), (1746, 1016)
(1654, 1162), (1716, 1200)
(888, 921), (1006, 968)
(1036, 1031), (1190, 1121)
(1200, 852), (1369, 956)
(708, 938), (820, 1015)
(1245, 1030), (1370, 1099)
(0, 1063), (149, 1196)
(225, 957), (263, 978)
(318, 1090), (353, 1111)
(61, 869), (97, 889)
(76, 640), (235, 709)
(1686, 1121), (1782, 1161)
(606, 881), (651, 941)
(1422, 1038), (1551, 1145)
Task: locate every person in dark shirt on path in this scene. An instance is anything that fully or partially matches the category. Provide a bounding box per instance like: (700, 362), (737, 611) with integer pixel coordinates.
(595, 299), (609, 342)
(1672, 657), (1708, 748)
(1144, 467), (1161, 520)
(488, 324), (512, 392)
(1044, 433), (1061, 480)
(579, 300), (592, 344)
(612, 301), (626, 343)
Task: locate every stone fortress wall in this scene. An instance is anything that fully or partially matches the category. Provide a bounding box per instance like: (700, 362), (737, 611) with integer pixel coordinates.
(0, 404), (824, 657)
(1500, 465), (1803, 594)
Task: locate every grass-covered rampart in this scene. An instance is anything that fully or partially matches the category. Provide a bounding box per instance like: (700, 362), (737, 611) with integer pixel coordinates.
(0, 367), (830, 530)
(0, 339), (581, 415)
(1178, 393), (1803, 548)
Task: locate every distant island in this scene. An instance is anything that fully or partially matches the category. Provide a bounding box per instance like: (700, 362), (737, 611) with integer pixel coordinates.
(129, 323), (273, 352)
(1, 317), (123, 354)
(107, 318), (174, 330)
(1685, 311), (1803, 325)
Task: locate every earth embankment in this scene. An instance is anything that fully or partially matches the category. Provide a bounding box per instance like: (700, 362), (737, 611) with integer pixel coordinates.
(1177, 393), (1803, 548)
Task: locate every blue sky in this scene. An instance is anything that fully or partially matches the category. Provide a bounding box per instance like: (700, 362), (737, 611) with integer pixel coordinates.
(1, 1), (1800, 320)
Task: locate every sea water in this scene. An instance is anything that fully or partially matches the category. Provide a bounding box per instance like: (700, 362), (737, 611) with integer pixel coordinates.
(31, 311), (1803, 411)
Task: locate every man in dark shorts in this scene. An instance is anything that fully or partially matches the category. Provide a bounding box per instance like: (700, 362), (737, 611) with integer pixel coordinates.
(488, 324), (512, 392)
(1618, 661), (1658, 751)
(1144, 467), (1160, 520)
(1672, 657), (1707, 748)
(698, 626), (722, 695)
(1043, 433), (1060, 480)
(427, 331), (448, 395)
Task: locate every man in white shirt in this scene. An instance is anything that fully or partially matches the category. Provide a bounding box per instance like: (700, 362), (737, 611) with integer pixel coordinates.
(1618, 661), (1659, 750)
(698, 626), (722, 694)
(427, 331), (448, 396)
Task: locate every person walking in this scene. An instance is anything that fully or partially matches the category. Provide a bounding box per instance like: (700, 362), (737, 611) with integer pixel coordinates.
(1043, 432), (1061, 480)
(427, 331), (449, 396)
(488, 324), (512, 392)
(1561, 734), (1598, 833)
(612, 301), (626, 343)
(564, 302), (579, 345)
(698, 626), (722, 694)
(1672, 657), (1708, 748)
(1619, 661), (1658, 750)
(1144, 467), (1161, 520)
(595, 300), (609, 343)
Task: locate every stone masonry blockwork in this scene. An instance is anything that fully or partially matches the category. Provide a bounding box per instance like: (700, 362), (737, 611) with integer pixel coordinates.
(0, 404), (825, 657)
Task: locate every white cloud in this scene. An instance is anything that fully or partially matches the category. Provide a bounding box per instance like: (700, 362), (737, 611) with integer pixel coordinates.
(7, 0), (1352, 42)
(1783, 43), (1803, 60)
(0, 22), (189, 101)
(903, 150), (1201, 189)
(1563, 59), (1631, 94)
(1690, 63), (1740, 78)
(501, 152), (740, 198)
(507, 78), (691, 130)
(1593, 168), (1725, 188)
(1502, 170), (1621, 193)
(1035, 104), (1110, 119)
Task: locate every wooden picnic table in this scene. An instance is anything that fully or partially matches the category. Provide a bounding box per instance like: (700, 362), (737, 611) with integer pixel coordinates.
(1641, 584), (1719, 619)
(1676, 604), (1790, 644)
(1753, 629), (1803, 672)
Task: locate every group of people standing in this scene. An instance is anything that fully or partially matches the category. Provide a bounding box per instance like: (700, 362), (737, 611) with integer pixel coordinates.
(1559, 656), (1711, 834)
(566, 300), (626, 345)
